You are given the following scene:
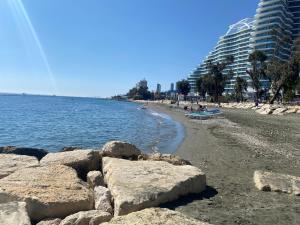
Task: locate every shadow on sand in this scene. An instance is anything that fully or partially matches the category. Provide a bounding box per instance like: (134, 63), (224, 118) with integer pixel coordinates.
(160, 186), (218, 210)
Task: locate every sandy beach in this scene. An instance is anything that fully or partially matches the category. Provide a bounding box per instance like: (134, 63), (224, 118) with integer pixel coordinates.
(149, 103), (300, 225)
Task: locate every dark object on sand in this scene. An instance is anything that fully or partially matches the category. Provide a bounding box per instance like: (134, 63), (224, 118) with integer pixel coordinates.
(0, 146), (48, 160)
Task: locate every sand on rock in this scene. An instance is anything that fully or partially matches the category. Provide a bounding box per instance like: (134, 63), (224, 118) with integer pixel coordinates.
(0, 154), (39, 179)
(103, 157), (206, 216)
(0, 165), (94, 221)
(101, 208), (213, 225)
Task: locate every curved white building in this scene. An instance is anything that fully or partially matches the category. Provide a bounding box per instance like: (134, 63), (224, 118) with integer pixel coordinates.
(188, 18), (254, 93)
(188, 0), (300, 95)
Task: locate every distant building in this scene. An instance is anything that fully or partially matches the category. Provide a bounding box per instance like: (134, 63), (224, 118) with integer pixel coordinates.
(136, 79), (148, 89)
(170, 83), (174, 92)
(156, 83), (161, 94)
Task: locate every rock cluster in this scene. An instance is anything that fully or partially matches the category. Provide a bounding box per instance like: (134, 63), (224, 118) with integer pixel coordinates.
(220, 102), (300, 115)
(0, 141), (209, 225)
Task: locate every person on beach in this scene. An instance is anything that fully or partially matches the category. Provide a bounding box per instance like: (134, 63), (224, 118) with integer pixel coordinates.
(197, 105), (204, 112)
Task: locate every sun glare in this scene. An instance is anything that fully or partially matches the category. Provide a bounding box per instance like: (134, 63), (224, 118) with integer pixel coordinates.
(6, 0), (58, 94)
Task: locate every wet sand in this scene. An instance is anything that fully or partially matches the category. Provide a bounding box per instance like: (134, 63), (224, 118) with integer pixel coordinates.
(150, 103), (300, 225)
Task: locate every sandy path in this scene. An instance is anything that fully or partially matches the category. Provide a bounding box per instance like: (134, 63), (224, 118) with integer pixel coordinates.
(149, 103), (300, 225)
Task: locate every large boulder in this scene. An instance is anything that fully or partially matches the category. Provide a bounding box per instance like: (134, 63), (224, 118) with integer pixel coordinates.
(0, 202), (31, 225)
(87, 171), (105, 189)
(0, 146), (48, 160)
(59, 210), (112, 225)
(101, 208), (212, 225)
(102, 157), (206, 216)
(0, 165), (94, 221)
(254, 170), (300, 196)
(101, 141), (141, 159)
(36, 218), (61, 225)
(94, 186), (113, 214)
(0, 154), (39, 179)
(138, 153), (191, 166)
(40, 150), (100, 180)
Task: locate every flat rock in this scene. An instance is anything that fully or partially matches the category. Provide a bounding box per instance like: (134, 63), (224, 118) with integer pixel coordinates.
(0, 154), (39, 179)
(0, 146), (48, 160)
(0, 201), (31, 225)
(94, 186), (113, 214)
(272, 108), (287, 115)
(138, 153), (191, 165)
(102, 141), (141, 159)
(254, 170), (300, 195)
(101, 208), (212, 225)
(0, 165), (94, 221)
(40, 150), (100, 180)
(285, 108), (298, 114)
(36, 218), (61, 225)
(87, 171), (105, 189)
(60, 210), (112, 225)
(103, 157), (206, 216)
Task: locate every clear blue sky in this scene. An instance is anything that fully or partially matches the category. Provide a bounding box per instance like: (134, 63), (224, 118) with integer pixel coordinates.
(0, 0), (259, 97)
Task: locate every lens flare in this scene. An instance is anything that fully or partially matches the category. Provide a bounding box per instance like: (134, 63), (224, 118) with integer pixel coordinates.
(7, 0), (58, 94)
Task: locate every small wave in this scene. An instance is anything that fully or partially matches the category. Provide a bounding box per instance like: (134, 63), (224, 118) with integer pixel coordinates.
(149, 111), (170, 120)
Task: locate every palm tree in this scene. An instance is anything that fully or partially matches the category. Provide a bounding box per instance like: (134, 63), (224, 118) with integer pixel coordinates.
(246, 50), (267, 106)
(234, 76), (248, 102)
(206, 55), (235, 103)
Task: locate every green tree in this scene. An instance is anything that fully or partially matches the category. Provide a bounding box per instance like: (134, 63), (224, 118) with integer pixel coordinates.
(127, 87), (138, 99)
(176, 79), (191, 100)
(234, 76), (248, 102)
(196, 77), (206, 99)
(206, 56), (235, 103)
(246, 50), (268, 106)
(266, 35), (300, 104)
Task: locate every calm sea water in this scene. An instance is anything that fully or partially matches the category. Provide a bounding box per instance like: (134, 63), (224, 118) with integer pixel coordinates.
(0, 95), (184, 153)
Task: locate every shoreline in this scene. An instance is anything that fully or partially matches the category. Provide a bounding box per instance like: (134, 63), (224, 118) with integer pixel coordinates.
(147, 102), (300, 225)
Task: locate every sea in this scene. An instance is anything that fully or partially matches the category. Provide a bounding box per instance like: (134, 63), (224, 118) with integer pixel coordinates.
(0, 94), (184, 153)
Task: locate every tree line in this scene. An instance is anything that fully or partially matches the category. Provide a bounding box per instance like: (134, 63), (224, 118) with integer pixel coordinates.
(180, 35), (300, 105)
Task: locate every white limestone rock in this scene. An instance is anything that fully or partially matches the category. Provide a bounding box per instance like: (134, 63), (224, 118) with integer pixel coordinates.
(101, 208), (213, 225)
(0, 202), (31, 225)
(0, 154), (39, 179)
(101, 141), (141, 159)
(103, 157), (206, 216)
(94, 186), (113, 214)
(254, 170), (300, 196)
(0, 165), (94, 221)
(40, 149), (100, 179)
(59, 210), (112, 225)
(272, 107), (288, 115)
(138, 153), (191, 166)
(36, 218), (61, 225)
(87, 171), (105, 189)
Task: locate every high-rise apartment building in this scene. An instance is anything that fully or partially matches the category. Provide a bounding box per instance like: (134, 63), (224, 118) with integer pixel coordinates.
(188, 0), (300, 94)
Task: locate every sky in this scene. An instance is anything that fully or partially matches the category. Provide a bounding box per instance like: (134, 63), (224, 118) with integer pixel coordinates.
(0, 0), (259, 97)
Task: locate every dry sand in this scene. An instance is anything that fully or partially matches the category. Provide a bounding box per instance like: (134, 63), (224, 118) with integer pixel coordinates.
(149, 103), (300, 225)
